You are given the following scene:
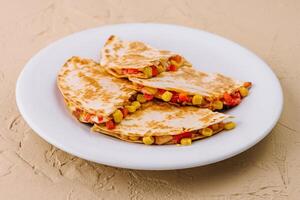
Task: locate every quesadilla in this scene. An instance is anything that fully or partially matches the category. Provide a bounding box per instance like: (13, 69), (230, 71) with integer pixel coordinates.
(100, 35), (191, 78)
(92, 101), (236, 145)
(57, 56), (145, 129)
(128, 67), (252, 111)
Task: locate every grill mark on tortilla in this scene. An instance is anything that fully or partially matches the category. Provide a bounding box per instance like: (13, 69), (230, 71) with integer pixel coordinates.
(159, 50), (172, 55)
(199, 113), (216, 124)
(146, 120), (174, 130)
(78, 72), (102, 90)
(129, 42), (149, 51)
(83, 88), (97, 100)
(113, 43), (123, 51)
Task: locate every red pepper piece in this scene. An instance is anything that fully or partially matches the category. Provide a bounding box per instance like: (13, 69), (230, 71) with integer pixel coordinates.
(97, 115), (104, 123)
(173, 132), (192, 143)
(73, 109), (82, 119)
(106, 120), (115, 129)
(84, 113), (92, 122)
(170, 92), (179, 103)
(178, 93), (189, 102)
(158, 89), (166, 95)
(223, 92), (241, 106)
(151, 66), (159, 76)
(144, 93), (154, 101)
(223, 93), (232, 103)
(122, 69), (128, 74)
(171, 55), (182, 63)
(168, 65), (177, 71)
(123, 68), (139, 74)
(121, 108), (129, 118)
(243, 82), (252, 88)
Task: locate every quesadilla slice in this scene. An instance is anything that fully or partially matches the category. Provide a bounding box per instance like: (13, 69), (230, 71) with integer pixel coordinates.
(57, 56), (145, 129)
(92, 101), (236, 145)
(129, 67), (252, 111)
(100, 35), (191, 78)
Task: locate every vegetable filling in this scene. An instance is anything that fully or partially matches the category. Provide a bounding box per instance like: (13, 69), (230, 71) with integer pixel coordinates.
(134, 82), (252, 110)
(117, 121), (236, 145)
(121, 55), (185, 77)
(65, 94), (143, 130)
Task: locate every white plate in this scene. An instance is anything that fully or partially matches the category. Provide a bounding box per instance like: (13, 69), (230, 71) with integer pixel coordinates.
(16, 23), (283, 170)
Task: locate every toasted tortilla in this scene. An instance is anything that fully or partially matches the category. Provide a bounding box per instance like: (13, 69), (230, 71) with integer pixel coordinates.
(57, 56), (136, 123)
(129, 66), (251, 110)
(100, 35), (191, 78)
(92, 101), (231, 144)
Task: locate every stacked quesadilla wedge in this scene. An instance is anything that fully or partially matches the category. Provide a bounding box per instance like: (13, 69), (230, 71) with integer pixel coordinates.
(56, 36), (252, 146)
(92, 101), (236, 145)
(100, 35), (191, 78)
(129, 66), (251, 111)
(57, 56), (144, 129)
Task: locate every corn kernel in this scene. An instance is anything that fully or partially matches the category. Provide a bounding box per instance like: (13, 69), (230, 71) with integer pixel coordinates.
(137, 94), (147, 103)
(192, 94), (203, 105)
(224, 122), (236, 130)
(113, 109), (123, 123)
(161, 91), (173, 102)
(157, 64), (165, 73)
(125, 105), (136, 113)
(79, 113), (85, 122)
(239, 87), (249, 97)
(131, 101), (141, 109)
(211, 123), (219, 131)
(180, 138), (192, 145)
(67, 101), (72, 107)
(213, 100), (223, 110)
(143, 87), (157, 95)
(143, 66), (152, 78)
(143, 136), (154, 145)
(129, 136), (140, 141)
(202, 128), (213, 136)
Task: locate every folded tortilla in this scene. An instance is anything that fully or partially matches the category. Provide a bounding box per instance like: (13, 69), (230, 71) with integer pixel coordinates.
(100, 35), (191, 78)
(92, 101), (232, 145)
(128, 66), (252, 110)
(57, 56), (136, 124)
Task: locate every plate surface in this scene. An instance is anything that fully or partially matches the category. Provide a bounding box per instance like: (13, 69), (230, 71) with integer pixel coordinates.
(16, 23), (283, 170)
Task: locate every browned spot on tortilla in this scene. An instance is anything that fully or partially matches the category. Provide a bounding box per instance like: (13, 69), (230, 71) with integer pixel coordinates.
(78, 72), (101, 89)
(105, 35), (115, 46)
(63, 69), (70, 76)
(80, 59), (89, 65)
(159, 50), (171, 55)
(199, 113), (216, 124)
(90, 68), (104, 76)
(83, 88), (97, 100)
(123, 54), (146, 61)
(71, 56), (80, 63)
(113, 43), (123, 52)
(129, 42), (149, 51)
(145, 120), (173, 130)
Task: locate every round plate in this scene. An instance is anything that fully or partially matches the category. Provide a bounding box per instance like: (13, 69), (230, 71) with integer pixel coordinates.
(16, 23), (283, 170)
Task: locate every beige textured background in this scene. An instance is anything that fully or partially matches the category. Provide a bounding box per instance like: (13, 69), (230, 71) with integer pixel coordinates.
(0, 0), (299, 199)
